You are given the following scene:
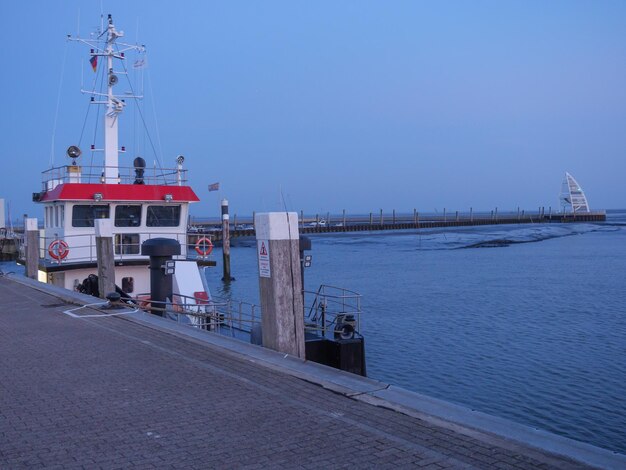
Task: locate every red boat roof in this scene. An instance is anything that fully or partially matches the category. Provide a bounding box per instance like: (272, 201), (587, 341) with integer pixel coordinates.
(39, 183), (200, 203)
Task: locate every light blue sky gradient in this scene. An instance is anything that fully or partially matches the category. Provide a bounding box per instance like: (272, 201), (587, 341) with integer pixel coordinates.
(2, 1), (625, 219)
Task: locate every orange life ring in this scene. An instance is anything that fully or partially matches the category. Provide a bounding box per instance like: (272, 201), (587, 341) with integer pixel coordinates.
(195, 237), (213, 256)
(48, 240), (70, 260)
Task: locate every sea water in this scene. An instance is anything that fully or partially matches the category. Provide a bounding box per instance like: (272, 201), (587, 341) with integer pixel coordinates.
(207, 210), (626, 454)
(2, 212), (623, 453)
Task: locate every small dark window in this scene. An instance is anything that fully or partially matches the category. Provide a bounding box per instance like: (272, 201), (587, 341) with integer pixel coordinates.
(72, 205), (110, 227)
(121, 277), (134, 294)
(115, 234), (140, 255)
(146, 205), (181, 227)
(115, 205), (142, 227)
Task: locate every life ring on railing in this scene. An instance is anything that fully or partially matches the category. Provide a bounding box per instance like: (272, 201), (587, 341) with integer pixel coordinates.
(48, 240), (70, 260)
(195, 237), (213, 256)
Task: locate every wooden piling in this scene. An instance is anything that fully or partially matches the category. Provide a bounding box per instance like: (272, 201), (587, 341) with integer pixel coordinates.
(95, 219), (115, 299)
(25, 218), (39, 280)
(255, 212), (305, 359)
(221, 199), (232, 281)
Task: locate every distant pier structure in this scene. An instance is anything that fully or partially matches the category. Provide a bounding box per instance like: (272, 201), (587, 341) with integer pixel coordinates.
(190, 207), (606, 241)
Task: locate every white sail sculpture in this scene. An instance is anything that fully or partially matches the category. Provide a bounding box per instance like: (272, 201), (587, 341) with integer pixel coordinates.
(559, 172), (590, 213)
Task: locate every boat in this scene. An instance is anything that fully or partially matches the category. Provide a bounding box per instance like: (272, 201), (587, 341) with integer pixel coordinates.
(26, 14), (214, 307)
(20, 14), (366, 375)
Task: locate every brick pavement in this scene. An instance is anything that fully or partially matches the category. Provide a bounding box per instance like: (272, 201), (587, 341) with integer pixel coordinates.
(0, 277), (596, 469)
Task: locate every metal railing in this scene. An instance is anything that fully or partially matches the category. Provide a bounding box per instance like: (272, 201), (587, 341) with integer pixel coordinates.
(134, 285), (362, 342)
(304, 284), (362, 339)
(136, 293), (260, 337)
(37, 231), (214, 264)
(40, 164), (188, 191)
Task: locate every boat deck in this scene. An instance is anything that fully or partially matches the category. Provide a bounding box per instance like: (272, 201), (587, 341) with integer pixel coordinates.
(1, 275), (622, 469)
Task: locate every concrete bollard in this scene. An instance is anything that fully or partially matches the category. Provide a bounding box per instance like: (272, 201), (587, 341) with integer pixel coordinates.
(255, 212), (305, 358)
(25, 218), (39, 279)
(95, 219), (116, 299)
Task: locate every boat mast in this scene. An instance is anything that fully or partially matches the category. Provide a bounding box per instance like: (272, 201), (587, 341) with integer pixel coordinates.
(68, 14), (145, 184)
(104, 15), (123, 184)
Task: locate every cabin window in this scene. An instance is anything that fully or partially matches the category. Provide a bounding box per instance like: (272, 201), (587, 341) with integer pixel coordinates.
(115, 233), (140, 254)
(121, 277), (134, 294)
(146, 205), (181, 227)
(54, 206), (59, 227)
(72, 205), (110, 227)
(115, 205), (141, 227)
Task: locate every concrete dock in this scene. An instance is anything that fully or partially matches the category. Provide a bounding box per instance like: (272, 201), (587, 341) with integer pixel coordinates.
(1, 275), (624, 469)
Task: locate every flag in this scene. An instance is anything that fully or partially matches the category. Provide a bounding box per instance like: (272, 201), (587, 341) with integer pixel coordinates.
(208, 182), (220, 192)
(89, 55), (98, 72)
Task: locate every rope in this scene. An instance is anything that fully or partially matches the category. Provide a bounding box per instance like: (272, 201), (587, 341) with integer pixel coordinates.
(49, 41), (69, 168)
(118, 48), (165, 182)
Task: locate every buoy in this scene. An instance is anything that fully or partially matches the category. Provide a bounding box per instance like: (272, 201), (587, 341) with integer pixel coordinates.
(194, 237), (213, 256)
(48, 240), (70, 260)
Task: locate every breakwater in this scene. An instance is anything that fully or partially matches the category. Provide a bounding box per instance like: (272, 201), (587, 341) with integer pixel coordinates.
(190, 209), (606, 241)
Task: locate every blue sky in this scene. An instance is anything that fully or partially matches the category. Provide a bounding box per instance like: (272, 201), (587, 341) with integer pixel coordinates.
(2, 1), (625, 220)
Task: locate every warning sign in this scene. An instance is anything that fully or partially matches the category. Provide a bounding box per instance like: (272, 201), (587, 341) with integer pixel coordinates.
(257, 240), (271, 278)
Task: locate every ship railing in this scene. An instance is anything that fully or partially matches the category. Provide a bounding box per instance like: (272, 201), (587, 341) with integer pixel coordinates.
(40, 164), (189, 191)
(304, 284), (362, 339)
(136, 293), (260, 336)
(37, 231), (214, 264)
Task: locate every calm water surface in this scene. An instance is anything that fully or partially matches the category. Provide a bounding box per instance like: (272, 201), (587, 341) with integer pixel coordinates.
(2, 212), (623, 453)
(208, 211), (626, 454)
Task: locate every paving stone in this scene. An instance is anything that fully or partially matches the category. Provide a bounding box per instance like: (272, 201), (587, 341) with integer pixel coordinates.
(0, 278), (596, 469)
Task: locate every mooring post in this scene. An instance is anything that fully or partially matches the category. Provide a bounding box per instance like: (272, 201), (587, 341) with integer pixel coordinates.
(369, 212), (373, 226)
(470, 207), (473, 222)
(379, 209), (383, 226)
(255, 212), (305, 358)
(142, 238), (180, 316)
(25, 218), (39, 280)
(392, 209), (396, 224)
(95, 219), (115, 299)
(221, 198), (232, 281)
(456, 210), (459, 222)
